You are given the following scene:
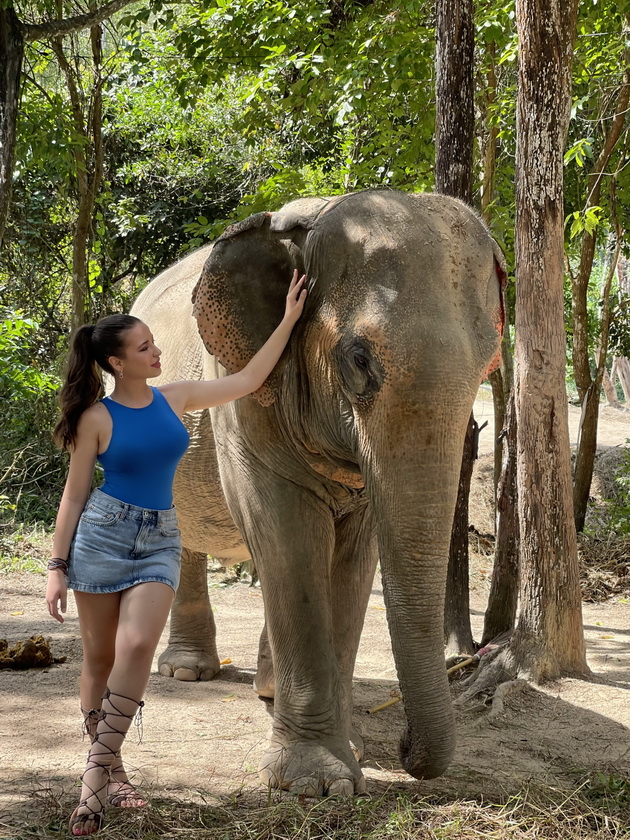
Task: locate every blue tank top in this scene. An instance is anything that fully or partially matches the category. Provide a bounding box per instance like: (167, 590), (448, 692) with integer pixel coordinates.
(99, 387), (190, 510)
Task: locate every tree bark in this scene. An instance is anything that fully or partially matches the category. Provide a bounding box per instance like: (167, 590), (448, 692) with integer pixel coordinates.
(489, 369), (505, 498)
(513, 0), (589, 681)
(481, 393), (519, 646)
(435, 0), (476, 654)
(435, 0), (474, 203)
(443, 415), (476, 654)
(23, 0), (136, 42)
(0, 8), (24, 249)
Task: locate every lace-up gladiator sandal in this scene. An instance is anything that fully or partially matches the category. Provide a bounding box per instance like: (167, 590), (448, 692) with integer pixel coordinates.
(81, 707), (101, 742)
(69, 690), (145, 836)
(81, 704), (147, 809)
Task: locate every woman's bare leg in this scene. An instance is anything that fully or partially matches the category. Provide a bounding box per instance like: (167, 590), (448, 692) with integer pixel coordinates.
(109, 582), (175, 696)
(103, 582), (175, 808)
(75, 592), (120, 712)
(71, 583), (174, 832)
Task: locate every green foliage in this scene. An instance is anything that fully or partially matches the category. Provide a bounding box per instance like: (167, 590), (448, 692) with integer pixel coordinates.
(603, 444), (630, 536)
(584, 771), (630, 810)
(0, 311), (58, 400)
(1, 0), (628, 532)
(565, 206), (603, 240)
(120, 0), (438, 197)
(0, 522), (50, 572)
(0, 310), (64, 523)
(564, 0), (628, 244)
(607, 297), (630, 359)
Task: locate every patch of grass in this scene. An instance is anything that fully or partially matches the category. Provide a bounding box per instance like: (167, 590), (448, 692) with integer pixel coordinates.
(0, 523), (51, 574)
(582, 771), (630, 811)
(4, 782), (629, 840)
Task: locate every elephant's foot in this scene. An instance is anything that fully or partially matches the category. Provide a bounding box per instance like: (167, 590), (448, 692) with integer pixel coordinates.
(157, 643), (221, 681)
(258, 734), (366, 797)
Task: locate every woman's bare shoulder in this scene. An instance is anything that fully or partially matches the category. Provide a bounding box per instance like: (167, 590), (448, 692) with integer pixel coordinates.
(77, 401), (110, 434)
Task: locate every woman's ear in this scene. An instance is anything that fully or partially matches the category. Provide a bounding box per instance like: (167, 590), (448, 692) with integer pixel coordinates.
(192, 212), (297, 406)
(108, 355), (123, 377)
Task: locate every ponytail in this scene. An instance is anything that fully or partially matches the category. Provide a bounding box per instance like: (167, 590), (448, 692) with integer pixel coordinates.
(53, 314), (141, 450)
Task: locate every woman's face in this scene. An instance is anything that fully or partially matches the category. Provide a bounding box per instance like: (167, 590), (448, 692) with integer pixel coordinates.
(109, 321), (162, 380)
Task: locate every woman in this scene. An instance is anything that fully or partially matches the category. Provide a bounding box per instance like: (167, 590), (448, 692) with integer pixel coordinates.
(46, 271), (306, 836)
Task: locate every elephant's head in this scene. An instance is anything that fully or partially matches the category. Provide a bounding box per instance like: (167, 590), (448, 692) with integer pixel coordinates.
(192, 190), (504, 779)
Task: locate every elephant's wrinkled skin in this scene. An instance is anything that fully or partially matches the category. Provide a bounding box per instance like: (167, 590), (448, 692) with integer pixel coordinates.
(131, 190), (504, 794)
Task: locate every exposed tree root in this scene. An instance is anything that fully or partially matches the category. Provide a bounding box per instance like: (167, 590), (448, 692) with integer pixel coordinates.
(453, 645), (519, 707)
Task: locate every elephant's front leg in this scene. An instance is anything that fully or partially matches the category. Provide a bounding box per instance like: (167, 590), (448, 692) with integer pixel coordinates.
(158, 547), (221, 681)
(233, 480), (365, 796)
(331, 506), (378, 762)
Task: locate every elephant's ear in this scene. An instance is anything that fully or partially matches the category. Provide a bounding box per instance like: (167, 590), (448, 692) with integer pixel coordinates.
(191, 211), (296, 406)
(482, 245), (508, 380)
(268, 196), (331, 232)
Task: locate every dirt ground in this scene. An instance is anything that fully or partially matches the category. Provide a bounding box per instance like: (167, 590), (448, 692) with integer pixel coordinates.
(1, 399), (629, 834)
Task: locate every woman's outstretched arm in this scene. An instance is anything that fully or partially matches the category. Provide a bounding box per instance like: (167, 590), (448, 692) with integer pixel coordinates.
(161, 270), (307, 414)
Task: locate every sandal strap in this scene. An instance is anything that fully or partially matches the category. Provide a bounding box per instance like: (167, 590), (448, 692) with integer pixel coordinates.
(71, 757), (109, 826)
(81, 707), (102, 742)
(101, 688), (145, 742)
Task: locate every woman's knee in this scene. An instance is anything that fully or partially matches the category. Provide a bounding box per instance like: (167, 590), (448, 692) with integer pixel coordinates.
(115, 632), (159, 665)
(82, 648), (116, 681)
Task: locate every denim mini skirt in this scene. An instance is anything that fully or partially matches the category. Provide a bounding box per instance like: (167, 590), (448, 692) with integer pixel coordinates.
(67, 488), (182, 594)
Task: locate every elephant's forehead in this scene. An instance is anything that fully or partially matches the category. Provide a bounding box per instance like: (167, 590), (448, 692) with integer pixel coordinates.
(309, 303), (341, 350)
(354, 321), (397, 366)
(364, 284), (400, 312)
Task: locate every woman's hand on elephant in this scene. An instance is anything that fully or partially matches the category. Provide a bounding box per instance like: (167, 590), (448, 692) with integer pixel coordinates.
(162, 270), (308, 414)
(283, 270), (307, 325)
(46, 571), (67, 623)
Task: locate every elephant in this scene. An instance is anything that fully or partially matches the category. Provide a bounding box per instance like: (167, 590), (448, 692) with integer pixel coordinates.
(130, 189), (505, 795)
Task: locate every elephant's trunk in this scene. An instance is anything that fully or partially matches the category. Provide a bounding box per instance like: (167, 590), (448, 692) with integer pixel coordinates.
(363, 405), (469, 779)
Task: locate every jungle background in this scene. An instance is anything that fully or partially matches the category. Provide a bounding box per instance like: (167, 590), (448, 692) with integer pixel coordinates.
(1, 0), (630, 838)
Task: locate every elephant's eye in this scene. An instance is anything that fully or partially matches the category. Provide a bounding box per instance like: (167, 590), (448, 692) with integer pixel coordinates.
(336, 338), (384, 404)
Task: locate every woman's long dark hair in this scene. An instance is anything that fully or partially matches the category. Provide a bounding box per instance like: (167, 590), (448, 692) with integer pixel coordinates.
(54, 314), (141, 450)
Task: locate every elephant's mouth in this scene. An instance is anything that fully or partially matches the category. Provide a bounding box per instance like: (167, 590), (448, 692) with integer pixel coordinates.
(300, 444), (364, 488)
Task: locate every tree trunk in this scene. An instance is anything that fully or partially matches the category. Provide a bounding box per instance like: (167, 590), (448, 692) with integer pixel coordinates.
(480, 42), (499, 222)
(616, 356), (630, 401)
(610, 257), (630, 404)
(489, 368), (506, 501)
(481, 393), (519, 646)
(574, 239), (622, 530)
(481, 46), (507, 502)
(443, 414), (476, 654)
(571, 14), (630, 405)
(435, 0), (476, 653)
(435, 0), (474, 203)
(0, 1), (135, 254)
(52, 20), (104, 329)
(0, 8), (24, 249)
(513, 0), (589, 681)
(571, 15), (630, 530)
(600, 358), (620, 407)
(480, 38), (520, 643)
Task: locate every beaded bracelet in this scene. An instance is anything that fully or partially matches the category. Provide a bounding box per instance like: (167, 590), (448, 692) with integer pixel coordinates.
(47, 558), (68, 574)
